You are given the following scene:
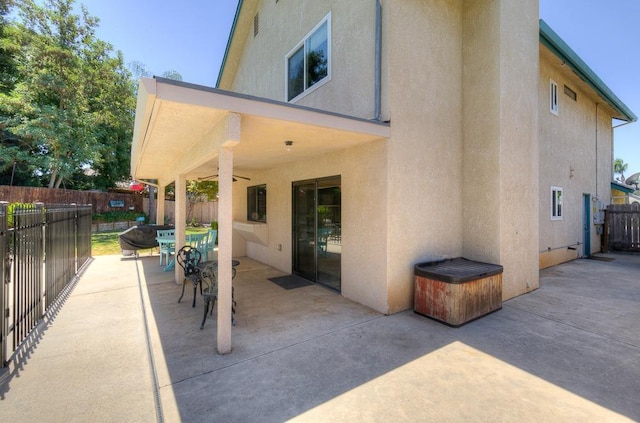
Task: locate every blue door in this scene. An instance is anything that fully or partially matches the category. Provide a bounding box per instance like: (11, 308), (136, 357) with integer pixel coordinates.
(583, 194), (591, 257)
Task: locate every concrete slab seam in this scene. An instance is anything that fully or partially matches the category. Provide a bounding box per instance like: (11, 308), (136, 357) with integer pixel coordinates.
(135, 257), (165, 423)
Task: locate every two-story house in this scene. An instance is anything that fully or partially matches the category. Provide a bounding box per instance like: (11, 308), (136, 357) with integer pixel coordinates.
(131, 0), (635, 352)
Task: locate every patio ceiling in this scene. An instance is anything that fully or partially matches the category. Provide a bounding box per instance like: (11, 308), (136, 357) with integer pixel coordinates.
(131, 77), (391, 184)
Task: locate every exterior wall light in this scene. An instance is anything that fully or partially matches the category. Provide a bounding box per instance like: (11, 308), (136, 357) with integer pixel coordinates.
(285, 140), (293, 151)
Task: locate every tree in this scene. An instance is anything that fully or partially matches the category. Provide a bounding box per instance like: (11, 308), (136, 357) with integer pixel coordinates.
(186, 180), (218, 224)
(0, 0), (135, 189)
(614, 158), (628, 182)
(161, 69), (182, 81)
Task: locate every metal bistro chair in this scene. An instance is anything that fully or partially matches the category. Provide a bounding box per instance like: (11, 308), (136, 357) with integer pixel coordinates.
(199, 262), (237, 330)
(176, 245), (203, 307)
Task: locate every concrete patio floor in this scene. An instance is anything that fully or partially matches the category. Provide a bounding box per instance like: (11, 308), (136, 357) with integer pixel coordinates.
(1, 252), (639, 422)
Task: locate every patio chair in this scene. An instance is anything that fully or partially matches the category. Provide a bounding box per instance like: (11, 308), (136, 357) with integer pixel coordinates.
(176, 245), (203, 307)
(199, 261), (237, 329)
(156, 229), (175, 266)
(317, 227), (332, 255)
(201, 229), (217, 262)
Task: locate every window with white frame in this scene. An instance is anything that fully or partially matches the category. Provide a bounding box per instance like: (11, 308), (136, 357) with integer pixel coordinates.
(551, 186), (563, 220)
(286, 13), (331, 102)
(550, 79), (558, 115)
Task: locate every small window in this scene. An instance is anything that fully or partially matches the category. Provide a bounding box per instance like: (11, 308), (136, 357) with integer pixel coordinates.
(247, 184), (267, 222)
(550, 79), (558, 115)
(286, 13), (331, 101)
(564, 84), (577, 101)
(551, 186), (563, 220)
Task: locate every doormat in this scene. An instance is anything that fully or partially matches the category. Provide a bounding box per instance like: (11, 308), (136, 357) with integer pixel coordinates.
(268, 275), (313, 290)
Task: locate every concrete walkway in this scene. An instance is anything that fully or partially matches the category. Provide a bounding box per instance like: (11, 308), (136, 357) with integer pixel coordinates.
(1, 252), (639, 422)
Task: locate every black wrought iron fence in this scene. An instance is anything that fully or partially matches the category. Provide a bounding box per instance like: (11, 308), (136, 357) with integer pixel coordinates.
(1, 202), (92, 367)
(0, 203), (8, 369)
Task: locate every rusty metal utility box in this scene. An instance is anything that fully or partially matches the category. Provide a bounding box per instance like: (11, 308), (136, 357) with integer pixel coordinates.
(414, 258), (503, 326)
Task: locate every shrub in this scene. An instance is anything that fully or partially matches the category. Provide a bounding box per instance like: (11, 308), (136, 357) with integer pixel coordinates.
(7, 202), (42, 228)
(92, 210), (146, 223)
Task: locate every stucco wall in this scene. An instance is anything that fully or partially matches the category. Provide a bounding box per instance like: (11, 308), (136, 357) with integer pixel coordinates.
(382, 0), (540, 309)
(383, 0), (465, 313)
(230, 140), (390, 313)
(223, 0), (542, 313)
(461, 0), (540, 300)
(538, 47), (615, 268)
(226, 0), (378, 120)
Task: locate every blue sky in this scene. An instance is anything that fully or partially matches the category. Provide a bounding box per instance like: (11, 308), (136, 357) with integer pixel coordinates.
(77, 0), (639, 178)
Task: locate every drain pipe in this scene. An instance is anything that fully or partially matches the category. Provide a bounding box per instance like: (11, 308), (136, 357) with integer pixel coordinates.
(595, 103), (598, 198)
(374, 0), (382, 121)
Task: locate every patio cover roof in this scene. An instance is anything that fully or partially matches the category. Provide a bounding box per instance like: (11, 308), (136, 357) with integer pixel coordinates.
(131, 77), (390, 184)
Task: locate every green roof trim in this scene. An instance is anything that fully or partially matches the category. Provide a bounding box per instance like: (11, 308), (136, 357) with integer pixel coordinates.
(540, 19), (637, 123)
(216, 0), (244, 88)
(611, 181), (635, 193)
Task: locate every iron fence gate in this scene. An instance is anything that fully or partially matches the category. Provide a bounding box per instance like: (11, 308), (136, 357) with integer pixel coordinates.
(1, 203), (92, 367)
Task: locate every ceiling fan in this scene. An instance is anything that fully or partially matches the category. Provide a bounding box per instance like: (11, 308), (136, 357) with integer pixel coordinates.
(197, 173), (251, 182)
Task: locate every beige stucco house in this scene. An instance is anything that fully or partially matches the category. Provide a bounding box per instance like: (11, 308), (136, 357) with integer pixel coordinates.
(131, 0), (635, 352)
(537, 20), (636, 269)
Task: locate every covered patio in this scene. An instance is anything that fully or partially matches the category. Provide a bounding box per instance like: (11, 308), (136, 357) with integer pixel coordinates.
(132, 77), (391, 353)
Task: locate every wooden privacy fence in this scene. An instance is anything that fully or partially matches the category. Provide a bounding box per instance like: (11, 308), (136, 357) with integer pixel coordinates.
(604, 203), (640, 252)
(143, 198), (218, 225)
(0, 185), (143, 214)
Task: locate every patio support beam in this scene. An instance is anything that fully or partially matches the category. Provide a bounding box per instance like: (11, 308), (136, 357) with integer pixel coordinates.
(174, 174), (187, 284)
(217, 146), (234, 354)
(216, 112), (240, 354)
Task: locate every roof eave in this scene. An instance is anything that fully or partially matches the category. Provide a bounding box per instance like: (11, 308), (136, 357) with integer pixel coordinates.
(611, 181), (635, 193)
(216, 0), (245, 88)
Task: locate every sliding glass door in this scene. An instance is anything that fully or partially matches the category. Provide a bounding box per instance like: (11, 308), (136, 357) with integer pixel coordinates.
(292, 176), (341, 291)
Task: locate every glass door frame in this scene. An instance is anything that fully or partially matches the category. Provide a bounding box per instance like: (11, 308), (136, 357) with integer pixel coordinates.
(292, 175), (341, 291)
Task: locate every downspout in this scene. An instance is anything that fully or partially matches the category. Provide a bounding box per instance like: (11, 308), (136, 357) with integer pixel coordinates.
(374, 0), (382, 121)
(595, 102), (598, 198)
(611, 117), (633, 185)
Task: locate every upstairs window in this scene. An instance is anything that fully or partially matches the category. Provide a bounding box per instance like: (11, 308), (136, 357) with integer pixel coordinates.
(551, 186), (563, 220)
(286, 13), (331, 101)
(550, 79), (559, 115)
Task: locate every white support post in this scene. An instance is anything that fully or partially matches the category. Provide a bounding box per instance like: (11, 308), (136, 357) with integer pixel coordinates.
(217, 147), (233, 354)
(157, 183), (166, 225)
(174, 174), (187, 284)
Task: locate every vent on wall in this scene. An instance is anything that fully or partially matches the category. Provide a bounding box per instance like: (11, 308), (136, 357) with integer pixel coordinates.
(564, 85), (577, 101)
(254, 12), (259, 37)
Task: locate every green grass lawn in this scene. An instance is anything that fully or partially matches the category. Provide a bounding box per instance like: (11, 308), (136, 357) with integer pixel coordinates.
(91, 227), (209, 256)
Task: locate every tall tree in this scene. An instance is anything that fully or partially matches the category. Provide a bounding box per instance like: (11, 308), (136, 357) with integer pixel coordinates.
(614, 158), (628, 182)
(0, 0), (135, 189)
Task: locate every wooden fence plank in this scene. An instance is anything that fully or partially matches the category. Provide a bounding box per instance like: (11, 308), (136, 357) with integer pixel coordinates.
(605, 203), (640, 252)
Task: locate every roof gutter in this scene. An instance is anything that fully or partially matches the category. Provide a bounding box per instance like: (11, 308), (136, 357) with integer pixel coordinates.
(539, 19), (637, 123)
(216, 0), (244, 88)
